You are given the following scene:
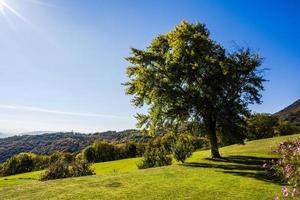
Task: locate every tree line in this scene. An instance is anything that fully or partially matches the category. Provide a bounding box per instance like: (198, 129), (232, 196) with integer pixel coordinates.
(0, 112), (296, 179)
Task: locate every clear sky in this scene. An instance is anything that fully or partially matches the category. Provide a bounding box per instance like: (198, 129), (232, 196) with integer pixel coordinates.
(0, 0), (299, 134)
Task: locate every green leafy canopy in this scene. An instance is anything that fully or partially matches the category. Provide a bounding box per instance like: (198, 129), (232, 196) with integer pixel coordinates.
(124, 21), (265, 156)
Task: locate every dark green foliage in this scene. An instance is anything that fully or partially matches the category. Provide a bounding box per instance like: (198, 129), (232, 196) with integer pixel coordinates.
(137, 140), (172, 169)
(161, 131), (209, 153)
(83, 141), (116, 163)
(41, 159), (94, 181)
(0, 153), (50, 176)
(41, 160), (70, 181)
(246, 113), (297, 140)
(122, 142), (138, 158)
(49, 152), (75, 163)
(82, 146), (96, 162)
(33, 155), (51, 170)
(275, 121), (297, 136)
(82, 140), (144, 163)
(69, 160), (94, 177)
(172, 134), (194, 163)
(135, 143), (147, 156)
(161, 132), (176, 153)
(125, 21), (265, 158)
(246, 113), (279, 140)
(191, 137), (210, 150)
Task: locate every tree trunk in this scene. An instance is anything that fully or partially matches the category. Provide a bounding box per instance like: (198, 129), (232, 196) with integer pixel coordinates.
(207, 118), (221, 159)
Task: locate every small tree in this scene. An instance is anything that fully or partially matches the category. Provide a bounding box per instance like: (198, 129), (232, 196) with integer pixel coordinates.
(137, 140), (172, 169)
(172, 134), (194, 163)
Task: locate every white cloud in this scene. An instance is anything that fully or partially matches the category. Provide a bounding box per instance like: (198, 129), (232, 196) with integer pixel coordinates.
(0, 104), (129, 119)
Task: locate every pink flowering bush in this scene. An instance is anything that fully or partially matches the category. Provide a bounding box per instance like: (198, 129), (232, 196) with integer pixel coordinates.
(270, 139), (300, 199)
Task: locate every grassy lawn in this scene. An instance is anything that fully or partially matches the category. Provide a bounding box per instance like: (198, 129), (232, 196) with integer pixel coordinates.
(0, 134), (299, 200)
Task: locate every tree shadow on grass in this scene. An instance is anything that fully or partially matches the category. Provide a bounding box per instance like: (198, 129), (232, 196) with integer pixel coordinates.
(182, 155), (282, 185)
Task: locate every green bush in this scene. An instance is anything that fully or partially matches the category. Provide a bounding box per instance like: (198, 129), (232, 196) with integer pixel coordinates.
(82, 146), (96, 162)
(49, 152), (75, 163)
(0, 153), (50, 176)
(172, 134), (194, 163)
(123, 142), (138, 158)
(41, 160), (69, 180)
(33, 155), (50, 170)
(135, 143), (146, 156)
(83, 140), (117, 163)
(246, 113), (279, 140)
(82, 141), (143, 163)
(191, 136), (210, 150)
(70, 160), (94, 177)
(161, 132), (176, 153)
(41, 160), (94, 181)
(275, 121), (297, 136)
(137, 140), (172, 169)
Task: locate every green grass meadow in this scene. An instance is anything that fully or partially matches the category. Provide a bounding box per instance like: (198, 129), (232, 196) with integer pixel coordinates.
(1, 134), (300, 200)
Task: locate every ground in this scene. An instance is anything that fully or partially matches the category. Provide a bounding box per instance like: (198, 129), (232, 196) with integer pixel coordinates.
(0, 134), (299, 200)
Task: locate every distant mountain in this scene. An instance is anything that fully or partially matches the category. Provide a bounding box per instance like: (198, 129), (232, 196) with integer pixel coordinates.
(277, 99), (300, 128)
(20, 131), (56, 135)
(0, 130), (150, 163)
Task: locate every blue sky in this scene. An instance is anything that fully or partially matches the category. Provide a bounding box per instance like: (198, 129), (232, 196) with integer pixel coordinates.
(0, 0), (299, 134)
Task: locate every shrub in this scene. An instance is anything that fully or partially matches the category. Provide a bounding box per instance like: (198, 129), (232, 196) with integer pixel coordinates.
(82, 140), (116, 163)
(161, 132), (176, 153)
(82, 146), (96, 162)
(121, 142), (138, 158)
(0, 153), (50, 176)
(81, 141), (145, 163)
(275, 121), (297, 136)
(41, 160), (70, 180)
(192, 136), (210, 150)
(70, 160), (94, 177)
(41, 159), (94, 181)
(246, 113), (279, 140)
(49, 152), (75, 163)
(75, 152), (85, 161)
(269, 139), (300, 198)
(137, 140), (172, 169)
(33, 155), (50, 170)
(172, 134), (194, 163)
(136, 143), (146, 156)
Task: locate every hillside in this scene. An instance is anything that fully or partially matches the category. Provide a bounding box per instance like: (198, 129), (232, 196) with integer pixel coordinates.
(0, 130), (150, 163)
(1, 134), (300, 200)
(277, 99), (300, 127)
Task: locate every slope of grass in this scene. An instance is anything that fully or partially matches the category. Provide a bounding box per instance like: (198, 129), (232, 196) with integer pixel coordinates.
(0, 134), (299, 200)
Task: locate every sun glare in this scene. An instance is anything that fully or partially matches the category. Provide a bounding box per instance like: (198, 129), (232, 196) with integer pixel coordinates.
(0, 0), (33, 27)
(0, 1), (5, 14)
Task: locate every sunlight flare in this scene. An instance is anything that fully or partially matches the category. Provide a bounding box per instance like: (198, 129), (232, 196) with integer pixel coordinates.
(0, 0), (30, 24)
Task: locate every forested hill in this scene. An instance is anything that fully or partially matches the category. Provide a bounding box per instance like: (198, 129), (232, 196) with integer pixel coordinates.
(277, 99), (300, 128)
(0, 130), (150, 163)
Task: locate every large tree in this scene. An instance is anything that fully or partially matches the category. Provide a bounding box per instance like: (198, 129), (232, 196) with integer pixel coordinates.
(124, 21), (265, 158)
